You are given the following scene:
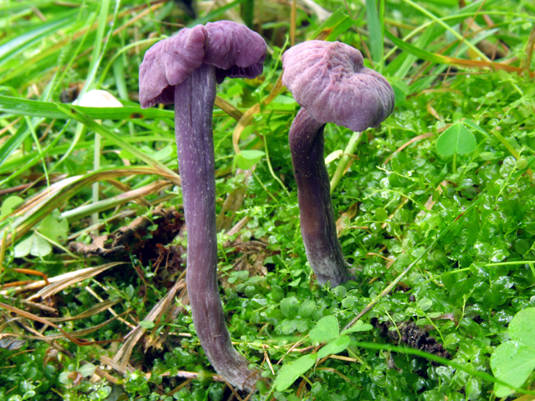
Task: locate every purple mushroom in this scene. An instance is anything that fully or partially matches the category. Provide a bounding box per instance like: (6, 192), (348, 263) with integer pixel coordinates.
(139, 21), (266, 391)
(282, 40), (394, 287)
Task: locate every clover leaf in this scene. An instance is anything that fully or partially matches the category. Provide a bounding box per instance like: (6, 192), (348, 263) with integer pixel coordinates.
(490, 307), (535, 397)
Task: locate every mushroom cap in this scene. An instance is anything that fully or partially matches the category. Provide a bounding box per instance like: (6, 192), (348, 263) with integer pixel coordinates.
(139, 21), (266, 108)
(282, 40), (394, 132)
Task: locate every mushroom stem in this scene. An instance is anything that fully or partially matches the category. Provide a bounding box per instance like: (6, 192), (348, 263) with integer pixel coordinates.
(289, 108), (352, 286)
(174, 64), (257, 391)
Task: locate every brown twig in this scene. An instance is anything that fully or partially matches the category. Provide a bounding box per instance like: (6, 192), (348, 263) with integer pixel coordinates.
(0, 301), (117, 346)
(525, 26), (535, 73)
(384, 132), (434, 165)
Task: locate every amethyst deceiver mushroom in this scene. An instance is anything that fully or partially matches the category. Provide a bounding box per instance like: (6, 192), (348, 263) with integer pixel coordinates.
(282, 40), (394, 287)
(139, 21), (266, 391)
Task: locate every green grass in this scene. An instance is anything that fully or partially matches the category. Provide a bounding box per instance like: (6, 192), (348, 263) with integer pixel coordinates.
(1, 0), (535, 400)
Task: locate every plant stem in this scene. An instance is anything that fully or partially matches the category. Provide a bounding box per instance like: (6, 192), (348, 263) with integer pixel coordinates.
(330, 130), (363, 193)
(174, 64), (257, 391)
(263, 134), (290, 197)
(92, 132), (101, 226)
(289, 108), (351, 286)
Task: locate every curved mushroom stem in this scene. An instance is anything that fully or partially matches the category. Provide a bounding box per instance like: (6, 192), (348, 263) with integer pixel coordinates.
(174, 64), (257, 391)
(289, 108), (352, 286)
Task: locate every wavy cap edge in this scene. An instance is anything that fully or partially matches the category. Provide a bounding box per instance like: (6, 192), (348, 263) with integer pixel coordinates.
(282, 40), (394, 131)
(139, 21), (266, 108)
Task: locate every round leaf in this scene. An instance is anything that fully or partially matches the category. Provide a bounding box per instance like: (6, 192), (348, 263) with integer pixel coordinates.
(509, 307), (535, 348)
(38, 211), (69, 241)
(317, 335), (350, 359)
(14, 234), (52, 258)
(1, 195), (23, 218)
(309, 315), (339, 345)
(436, 122), (477, 158)
(280, 296), (299, 318)
(274, 353), (317, 391)
(139, 320), (155, 329)
(79, 363), (96, 378)
(490, 341), (535, 398)
(234, 150), (265, 170)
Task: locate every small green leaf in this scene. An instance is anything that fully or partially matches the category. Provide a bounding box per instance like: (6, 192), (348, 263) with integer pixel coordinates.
(491, 341), (535, 397)
(491, 307), (535, 397)
(317, 335), (351, 359)
(228, 270), (249, 284)
(279, 319), (299, 335)
(509, 307), (535, 348)
(416, 297), (433, 311)
(280, 296), (299, 318)
(13, 236), (33, 258)
(31, 235), (52, 257)
(1, 195), (23, 218)
(436, 121), (477, 158)
(309, 315), (339, 345)
(273, 353), (317, 391)
(78, 363), (96, 378)
(58, 371), (71, 385)
(270, 284), (284, 302)
(234, 150), (264, 170)
(37, 211), (69, 242)
(298, 300), (316, 318)
(341, 320), (374, 335)
(14, 234), (52, 258)
(139, 320), (155, 329)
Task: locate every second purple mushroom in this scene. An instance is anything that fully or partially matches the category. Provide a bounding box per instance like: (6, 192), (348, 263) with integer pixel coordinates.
(282, 41), (395, 287)
(139, 21), (266, 391)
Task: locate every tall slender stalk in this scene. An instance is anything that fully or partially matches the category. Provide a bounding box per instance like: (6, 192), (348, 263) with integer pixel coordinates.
(289, 108), (351, 286)
(174, 64), (257, 391)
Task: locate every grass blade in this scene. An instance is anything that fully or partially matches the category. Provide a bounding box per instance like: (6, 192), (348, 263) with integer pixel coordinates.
(0, 95), (172, 120)
(365, 0), (384, 65)
(0, 11), (77, 65)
